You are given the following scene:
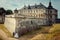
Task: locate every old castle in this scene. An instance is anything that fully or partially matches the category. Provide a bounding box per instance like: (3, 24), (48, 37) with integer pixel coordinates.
(4, 1), (58, 37)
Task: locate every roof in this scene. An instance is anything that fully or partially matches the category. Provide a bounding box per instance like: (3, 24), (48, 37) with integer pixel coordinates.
(22, 3), (47, 9)
(18, 3), (57, 12)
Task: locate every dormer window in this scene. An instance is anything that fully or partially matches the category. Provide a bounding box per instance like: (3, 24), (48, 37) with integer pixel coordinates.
(35, 4), (37, 8)
(24, 5), (26, 9)
(14, 8), (18, 13)
(28, 5), (31, 9)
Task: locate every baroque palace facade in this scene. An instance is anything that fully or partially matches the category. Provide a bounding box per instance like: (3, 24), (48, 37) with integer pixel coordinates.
(4, 1), (58, 37)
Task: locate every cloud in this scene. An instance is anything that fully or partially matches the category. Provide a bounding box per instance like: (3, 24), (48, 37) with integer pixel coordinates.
(0, 0), (20, 10)
(0, 0), (48, 10)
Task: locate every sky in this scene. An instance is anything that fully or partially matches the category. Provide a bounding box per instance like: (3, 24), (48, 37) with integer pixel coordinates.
(0, 0), (60, 18)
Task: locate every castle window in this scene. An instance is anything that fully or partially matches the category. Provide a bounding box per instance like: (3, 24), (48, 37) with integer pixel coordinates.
(28, 10), (30, 13)
(30, 10), (31, 13)
(23, 10), (25, 13)
(26, 10), (28, 13)
(36, 10), (38, 13)
(50, 11), (52, 13)
(31, 21), (33, 24)
(41, 14), (44, 17)
(24, 5), (26, 9)
(39, 14), (40, 17)
(35, 6), (37, 8)
(19, 11), (20, 13)
(30, 10), (32, 13)
(34, 10), (35, 13)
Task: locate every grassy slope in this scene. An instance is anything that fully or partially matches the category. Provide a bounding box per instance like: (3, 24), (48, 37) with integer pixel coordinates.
(49, 24), (60, 33)
(31, 24), (60, 40)
(48, 24), (60, 40)
(19, 26), (51, 40)
(0, 24), (12, 37)
(0, 24), (60, 40)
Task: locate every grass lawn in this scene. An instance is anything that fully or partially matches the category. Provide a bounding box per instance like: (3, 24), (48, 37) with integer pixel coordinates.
(0, 24), (12, 37)
(0, 24), (60, 40)
(31, 23), (60, 40)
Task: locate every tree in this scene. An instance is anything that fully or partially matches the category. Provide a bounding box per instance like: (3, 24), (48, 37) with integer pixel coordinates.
(6, 10), (13, 15)
(0, 8), (6, 15)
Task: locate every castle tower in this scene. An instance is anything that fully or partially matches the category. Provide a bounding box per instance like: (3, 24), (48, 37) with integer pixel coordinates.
(14, 8), (18, 13)
(48, 0), (53, 9)
(48, 0), (58, 25)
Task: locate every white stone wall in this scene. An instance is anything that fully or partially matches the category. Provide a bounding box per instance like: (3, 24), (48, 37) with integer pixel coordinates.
(15, 18), (48, 35)
(4, 15), (16, 34)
